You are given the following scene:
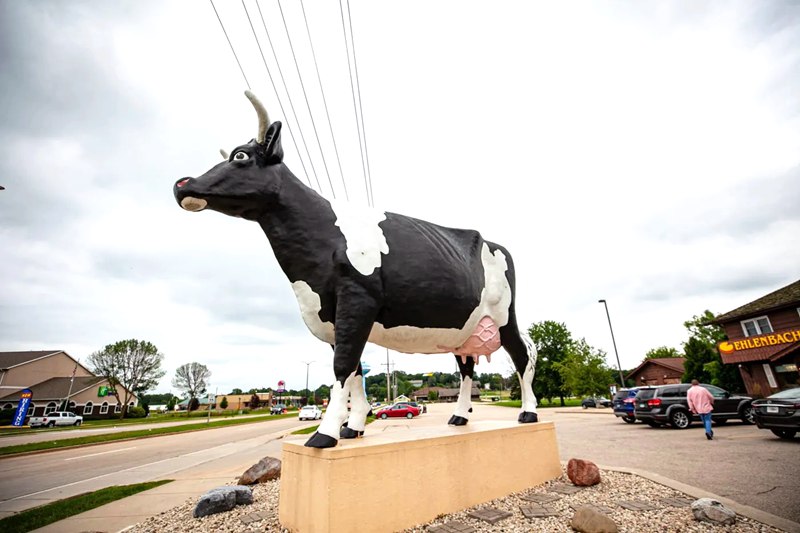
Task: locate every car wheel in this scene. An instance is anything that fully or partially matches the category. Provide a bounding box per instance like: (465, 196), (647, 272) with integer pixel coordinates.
(380, 413), (388, 419)
(770, 429), (797, 439)
(622, 416), (636, 424)
(740, 405), (755, 425)
(48, 421), (56, 428)
(74, 420), (81, 426)
(582, 404), (588, 409)
(669, 410), (691, 429)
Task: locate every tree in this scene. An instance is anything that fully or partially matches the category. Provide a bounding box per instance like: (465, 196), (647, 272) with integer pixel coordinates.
(88, 339), (166, 418)
(428, 390), (439, 401)
(554, 339), (612, 397)
(188, 397), (200, 411)
(230, 388), (243, 395)
(682, 311), (744, 392)
(644, 346), (681, 359)
(528, 321), (574, 406)
(220, 396), (228, 409)
(250, 394), (261, 409)
(172, 362), (211, 407)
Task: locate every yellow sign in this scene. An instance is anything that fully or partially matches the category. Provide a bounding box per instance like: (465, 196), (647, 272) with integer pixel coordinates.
(719, 329), (800, 354)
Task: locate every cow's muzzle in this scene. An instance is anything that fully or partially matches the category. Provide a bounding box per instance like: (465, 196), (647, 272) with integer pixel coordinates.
(174, 177), (208, 212)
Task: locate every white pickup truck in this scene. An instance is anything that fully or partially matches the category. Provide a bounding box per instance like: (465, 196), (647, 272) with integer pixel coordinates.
(28, 411), (83, 428)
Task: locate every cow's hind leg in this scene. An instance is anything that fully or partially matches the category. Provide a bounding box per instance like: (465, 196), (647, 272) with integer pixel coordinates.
(500, 313), (538, 423)
(340, 362), (370, 439)
(448, 355), (476, 426)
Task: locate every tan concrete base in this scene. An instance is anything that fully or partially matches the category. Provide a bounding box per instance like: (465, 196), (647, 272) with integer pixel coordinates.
(279, 420), (561, 533)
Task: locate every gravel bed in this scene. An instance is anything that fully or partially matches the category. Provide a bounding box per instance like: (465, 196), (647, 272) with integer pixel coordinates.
(126, 467), (785, 533)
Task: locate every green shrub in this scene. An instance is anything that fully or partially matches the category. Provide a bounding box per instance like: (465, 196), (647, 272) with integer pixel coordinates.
(126, 406), (146, 418)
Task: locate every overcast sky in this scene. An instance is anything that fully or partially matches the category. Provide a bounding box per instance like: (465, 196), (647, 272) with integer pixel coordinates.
(1, 1), (798, 397)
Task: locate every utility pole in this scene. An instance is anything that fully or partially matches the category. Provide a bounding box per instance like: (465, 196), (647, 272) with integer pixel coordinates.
(302, 361), (315, 405)
(598, 299), (626, 387)
(382, 350), (394, 402)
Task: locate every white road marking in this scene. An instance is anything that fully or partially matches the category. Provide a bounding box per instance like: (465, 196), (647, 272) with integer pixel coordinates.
(64, 446), (137, 461)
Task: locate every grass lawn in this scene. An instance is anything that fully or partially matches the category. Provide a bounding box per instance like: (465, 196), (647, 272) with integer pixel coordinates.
(492, 398), (583, 408)
(0, 480), (172, 533)
(0, 413), (297, 456)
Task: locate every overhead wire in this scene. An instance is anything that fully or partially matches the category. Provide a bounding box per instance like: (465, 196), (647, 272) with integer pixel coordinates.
(277, 0), (338, 200)
(240, 0), (316, 190)
(300, 0), (349, 201)
(338, 0), (372, 207)
(345, 0), (375, 207)
(254, 0), (323, 194)
(209, 0), (251, 90)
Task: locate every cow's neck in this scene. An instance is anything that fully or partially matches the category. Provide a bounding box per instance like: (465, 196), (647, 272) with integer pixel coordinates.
(256, 167), (336, 281)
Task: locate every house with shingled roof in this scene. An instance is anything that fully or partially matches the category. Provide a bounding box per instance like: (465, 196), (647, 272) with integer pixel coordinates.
(711, 279), (800, 397)
(0, 350), (137, 420)
(625, 357), (686, 386)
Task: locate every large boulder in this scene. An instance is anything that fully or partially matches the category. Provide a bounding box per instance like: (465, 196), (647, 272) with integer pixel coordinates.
(567, 458), (601, 486)
(238, 456), (282, 485)
(691, 498), (736, 525)
(193, 486), (253, 518)
(570, 506), (619, 533)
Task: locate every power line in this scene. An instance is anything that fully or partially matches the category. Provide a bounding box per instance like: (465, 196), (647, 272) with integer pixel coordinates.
(339, 0), (371, 207)
(346, 0), (375, 207)
(254, 0), (323, 194)
(300, 0), (349, 201)
(278, 0), (337, 200)
(240, 0), (315, 190)
(209, 0), (251, 90)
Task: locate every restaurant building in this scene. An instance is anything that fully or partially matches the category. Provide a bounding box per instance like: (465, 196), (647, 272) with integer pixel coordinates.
(625, 357), (686, 386)
(712, 279), (800, 397)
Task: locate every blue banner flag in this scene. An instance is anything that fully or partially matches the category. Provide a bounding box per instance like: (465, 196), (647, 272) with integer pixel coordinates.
(12, 389), (33, 427)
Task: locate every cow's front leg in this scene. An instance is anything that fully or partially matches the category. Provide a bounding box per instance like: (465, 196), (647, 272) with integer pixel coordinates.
(305, 284), (378, 449)
(340, 362), (371, 439)
(448, 354), (475, 426)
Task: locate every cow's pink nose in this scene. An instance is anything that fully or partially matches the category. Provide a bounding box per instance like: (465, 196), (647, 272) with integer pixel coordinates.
(176, 178), (190, 188)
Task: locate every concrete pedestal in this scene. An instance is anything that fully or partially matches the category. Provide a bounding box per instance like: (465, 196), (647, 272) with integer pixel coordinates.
(279, 420), (561, 533)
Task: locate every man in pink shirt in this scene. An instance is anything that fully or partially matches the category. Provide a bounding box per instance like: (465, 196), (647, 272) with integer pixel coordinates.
(686, 379), (715, 440)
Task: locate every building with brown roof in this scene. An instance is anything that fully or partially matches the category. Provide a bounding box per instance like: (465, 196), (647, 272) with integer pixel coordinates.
(0, 350), (137, 419)
(410, 385), (481, 402)
(711, 279), (800, 397)
(625, 357), (686, 386)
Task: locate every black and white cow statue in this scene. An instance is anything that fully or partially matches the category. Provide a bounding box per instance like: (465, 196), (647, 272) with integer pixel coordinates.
(174, 92), (538, 448)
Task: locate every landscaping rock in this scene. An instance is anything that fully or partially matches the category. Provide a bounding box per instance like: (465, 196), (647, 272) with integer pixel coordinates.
(570, 506), (619, 533)
(193, 486), (253, 518)
(567, 458), (601, 486)
(691, 498), (736, 526)
(238, 456), (282, 485)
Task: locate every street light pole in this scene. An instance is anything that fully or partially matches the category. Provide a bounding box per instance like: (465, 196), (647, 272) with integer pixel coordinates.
(598, 299), (626, 387)
(302, 361), (314, 405)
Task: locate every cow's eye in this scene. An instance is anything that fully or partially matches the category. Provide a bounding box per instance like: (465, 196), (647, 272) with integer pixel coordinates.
(233, 152), (249, 161)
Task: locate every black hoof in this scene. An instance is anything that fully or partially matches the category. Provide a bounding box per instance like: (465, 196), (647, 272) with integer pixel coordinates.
(304, 432), (338, 448)
(448, 415), (468, 426)
(518, 411), (539, 423)
(340, 426), (364, 439)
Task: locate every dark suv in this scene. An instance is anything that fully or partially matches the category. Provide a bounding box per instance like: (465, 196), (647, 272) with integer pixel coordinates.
(612, 387), (655, 423)
(633, 383), (754, 429)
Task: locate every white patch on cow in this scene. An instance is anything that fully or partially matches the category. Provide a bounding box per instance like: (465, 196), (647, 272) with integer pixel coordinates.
(291, 281), (335, 344)
(367, 244), (512, 353)
(316, 371), (358, 440)
(519, 337), (538, 414)
(452, 375), (474, 419)
(330, 200), (389, 276)
(346, 375), (370, 432)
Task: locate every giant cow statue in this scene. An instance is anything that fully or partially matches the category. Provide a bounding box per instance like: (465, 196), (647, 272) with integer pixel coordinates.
(174, 92), (539, 448)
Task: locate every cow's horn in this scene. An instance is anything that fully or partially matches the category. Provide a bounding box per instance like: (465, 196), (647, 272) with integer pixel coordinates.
(244, 90), (269, 144)
(220, 149), (229, 160)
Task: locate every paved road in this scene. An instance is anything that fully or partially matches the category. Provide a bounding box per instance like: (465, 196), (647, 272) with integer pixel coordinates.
(0, 402), (797, 526)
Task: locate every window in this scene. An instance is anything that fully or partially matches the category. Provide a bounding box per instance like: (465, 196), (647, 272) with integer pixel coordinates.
(27, 403), (35, 416)
(100, 402), (109, 414)
(115, 403), (121, 413)
(660, 387), (679, 398)
(741, 316), (772, 337)
(84, 402), (93, 415)
(2, 403), (13, 410)
(702, 385), (727, 399)
(68, 401), (76, 411)
(44, 402), (57, 415)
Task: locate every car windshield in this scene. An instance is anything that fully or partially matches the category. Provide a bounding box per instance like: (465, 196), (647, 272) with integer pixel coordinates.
(767, 388), (800, 400)
(635, 389), (656, 400)
(613, 391), (628, 400)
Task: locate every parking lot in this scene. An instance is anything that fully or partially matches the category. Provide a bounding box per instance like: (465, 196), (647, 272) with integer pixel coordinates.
(409, 402), (800, 525)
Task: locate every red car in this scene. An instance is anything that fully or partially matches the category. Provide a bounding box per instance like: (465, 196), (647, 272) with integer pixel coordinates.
(375, 404), (420, 419)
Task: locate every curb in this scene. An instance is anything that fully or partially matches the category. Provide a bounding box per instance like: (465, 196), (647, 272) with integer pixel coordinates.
(592, 463), (800, 533)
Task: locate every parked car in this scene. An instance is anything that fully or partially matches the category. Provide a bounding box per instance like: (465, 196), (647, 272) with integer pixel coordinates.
(751, 387), (800, 440)
(270, 403), (287, 415)
(28, 411), (83, 428)
(633, 383), (753, 429)
(394, 401), (425, 414)
(612, 387), (655, 423)
(581, 396), (612, 409)
(375, 403), (420, 419)
(298, 405), (323, 421)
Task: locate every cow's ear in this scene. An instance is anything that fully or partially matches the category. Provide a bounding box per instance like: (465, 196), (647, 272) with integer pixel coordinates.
(261, 121), (284, 164)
